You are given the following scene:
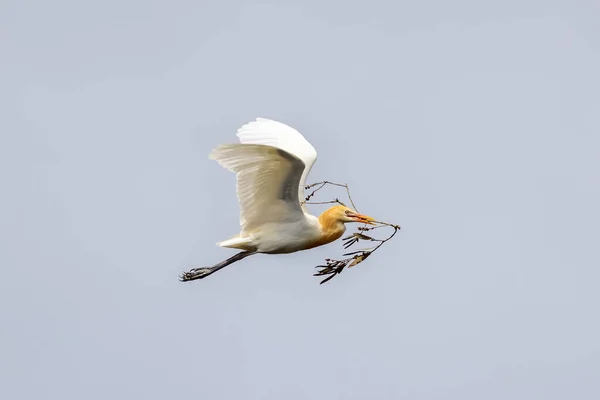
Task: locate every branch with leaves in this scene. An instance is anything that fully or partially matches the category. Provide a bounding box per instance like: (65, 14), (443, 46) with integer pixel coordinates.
(302, 181), (401, 284)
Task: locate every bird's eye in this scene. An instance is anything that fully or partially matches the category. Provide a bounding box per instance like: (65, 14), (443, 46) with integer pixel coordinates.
(344, 210), (352, 216)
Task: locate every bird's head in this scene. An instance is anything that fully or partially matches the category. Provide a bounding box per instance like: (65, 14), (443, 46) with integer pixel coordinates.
(313, 205), (377, 246)
(329, 205), (376, 225)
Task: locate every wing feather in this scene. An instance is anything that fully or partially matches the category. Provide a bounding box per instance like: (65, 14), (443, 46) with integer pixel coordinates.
(235, 118), (317, 209)
(209, 143), (306, 232)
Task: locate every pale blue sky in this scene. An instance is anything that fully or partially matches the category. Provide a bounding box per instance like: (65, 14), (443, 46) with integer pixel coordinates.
(1, 1), (599, 399)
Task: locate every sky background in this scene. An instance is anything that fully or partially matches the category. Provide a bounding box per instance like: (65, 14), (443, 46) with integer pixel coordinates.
(1, 0), (599, 399)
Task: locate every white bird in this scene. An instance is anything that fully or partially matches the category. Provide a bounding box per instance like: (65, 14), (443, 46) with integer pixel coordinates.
(180, 118), (374, 281)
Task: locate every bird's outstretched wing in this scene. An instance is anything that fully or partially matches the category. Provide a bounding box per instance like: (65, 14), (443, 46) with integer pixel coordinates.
(209, 143), (307, 232)
(235, 118), (318, 211)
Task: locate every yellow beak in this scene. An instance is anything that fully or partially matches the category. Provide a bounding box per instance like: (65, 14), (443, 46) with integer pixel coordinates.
(354, 213), (376, 225)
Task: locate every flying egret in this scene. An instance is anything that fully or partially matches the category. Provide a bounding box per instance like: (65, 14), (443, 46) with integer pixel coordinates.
(180, 118), (375, 282)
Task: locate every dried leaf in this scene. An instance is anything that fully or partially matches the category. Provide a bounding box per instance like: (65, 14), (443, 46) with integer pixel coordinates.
(342, 249), (373, 256)
(343, 238), (359, 249)
(348, 255), (365, 268)
(319, 274), (337, 285)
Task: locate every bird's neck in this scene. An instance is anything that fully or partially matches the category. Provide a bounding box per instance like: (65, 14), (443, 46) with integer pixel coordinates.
(304, 210), (346, 250)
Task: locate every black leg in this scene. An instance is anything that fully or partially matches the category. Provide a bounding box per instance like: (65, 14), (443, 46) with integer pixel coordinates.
(179, 251), (257, 282)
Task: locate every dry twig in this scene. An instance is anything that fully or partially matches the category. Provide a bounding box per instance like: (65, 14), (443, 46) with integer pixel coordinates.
(302, 181), (401, 284)
(301, 181), (358, 210)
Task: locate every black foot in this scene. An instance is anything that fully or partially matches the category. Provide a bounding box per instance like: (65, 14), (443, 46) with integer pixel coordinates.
(179, 267), (214, 282)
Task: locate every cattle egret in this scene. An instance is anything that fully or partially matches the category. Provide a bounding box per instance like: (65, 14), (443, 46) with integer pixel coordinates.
(180, 118), (375, 282)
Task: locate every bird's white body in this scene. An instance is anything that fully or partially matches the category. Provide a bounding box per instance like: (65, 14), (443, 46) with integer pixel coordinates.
(234, 214), (324, 254)
(210, 118), (330, 254)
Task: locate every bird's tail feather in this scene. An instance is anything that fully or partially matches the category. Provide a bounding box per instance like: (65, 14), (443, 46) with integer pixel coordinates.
(217, 235), (254, 251)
